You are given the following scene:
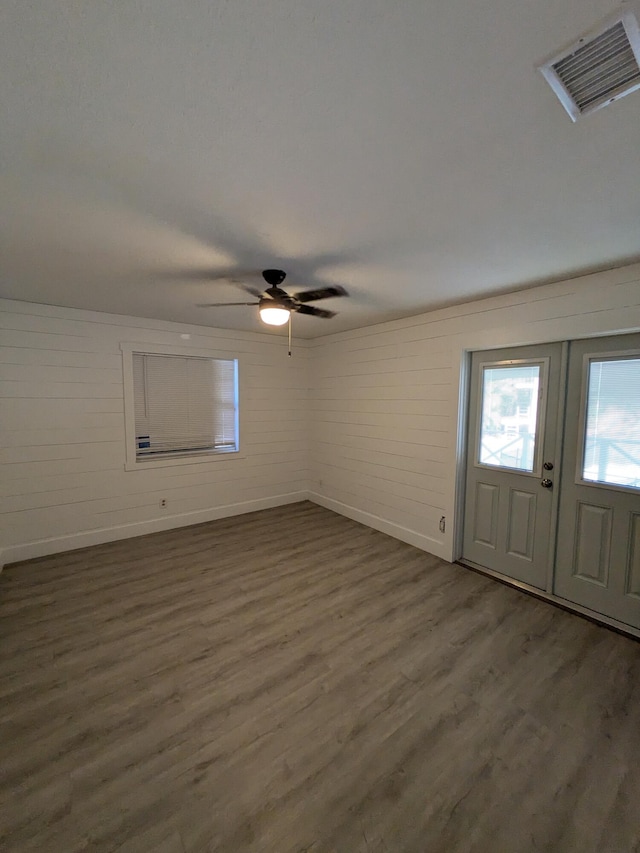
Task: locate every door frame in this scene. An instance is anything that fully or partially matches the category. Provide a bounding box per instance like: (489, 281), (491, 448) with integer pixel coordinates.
(452, 339), (640, 639)
(544, 340), (569, 593)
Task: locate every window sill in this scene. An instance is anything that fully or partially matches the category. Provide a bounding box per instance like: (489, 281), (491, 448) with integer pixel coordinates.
(125, 449), (244, 471)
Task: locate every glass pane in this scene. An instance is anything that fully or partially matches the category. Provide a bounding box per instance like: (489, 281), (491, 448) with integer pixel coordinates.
(583, 358), (640, 490)
(479, 364), (540, 471)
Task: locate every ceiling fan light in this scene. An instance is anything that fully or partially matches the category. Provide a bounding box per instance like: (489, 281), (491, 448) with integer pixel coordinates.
(259, 305), (290, 326)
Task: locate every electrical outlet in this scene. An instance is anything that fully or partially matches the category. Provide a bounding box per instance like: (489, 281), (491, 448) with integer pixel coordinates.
(439, 516), (446, 533)
(160, 498), (167, 508)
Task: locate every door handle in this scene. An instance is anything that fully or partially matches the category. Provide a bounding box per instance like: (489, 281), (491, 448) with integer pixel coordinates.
(541, 478), (553, 488)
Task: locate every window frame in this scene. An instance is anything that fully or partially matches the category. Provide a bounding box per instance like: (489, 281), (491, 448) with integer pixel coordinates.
(121, 342), (244, 471)
(473, 356), (550, 478)
(575, 347), (640, 494)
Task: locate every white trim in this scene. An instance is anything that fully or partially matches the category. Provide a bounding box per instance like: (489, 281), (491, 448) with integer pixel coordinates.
(1, 492), (309, 567)
(124, 447), (245, 472)
(120, 341), (245, 360)
(120, 341), (245, 471)
(575, 346), (640, 493)
(308, 492), (451, 562)
(453, 350), (472, 562)
(474, 356), (550, 478)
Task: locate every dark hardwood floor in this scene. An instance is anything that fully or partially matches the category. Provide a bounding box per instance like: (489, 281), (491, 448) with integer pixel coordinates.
(1, 501), (639, 852)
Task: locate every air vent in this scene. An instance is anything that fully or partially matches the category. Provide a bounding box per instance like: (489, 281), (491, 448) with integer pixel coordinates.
(539, 10), (640, 120)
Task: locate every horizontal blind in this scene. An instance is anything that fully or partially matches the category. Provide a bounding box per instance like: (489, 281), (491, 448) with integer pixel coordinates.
(583, 357), (640, 489)
(133, 353), (238, 457)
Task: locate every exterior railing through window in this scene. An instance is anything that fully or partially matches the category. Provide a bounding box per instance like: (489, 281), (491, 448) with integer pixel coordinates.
(584, 437), (640, 489)
(480, 431), (535, 472)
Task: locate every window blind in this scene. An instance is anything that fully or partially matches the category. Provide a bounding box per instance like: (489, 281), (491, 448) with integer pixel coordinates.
(133, 353), (238, 458)
(583, 356), (640, 489)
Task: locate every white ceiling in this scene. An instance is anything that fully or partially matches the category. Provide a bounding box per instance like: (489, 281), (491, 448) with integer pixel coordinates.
(2, 0), (640, 337)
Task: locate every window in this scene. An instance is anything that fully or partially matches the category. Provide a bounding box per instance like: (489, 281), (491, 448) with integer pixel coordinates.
(129, 351), (238, 462)
(478, 363), (541, 472)
(582, 357), (640, 490)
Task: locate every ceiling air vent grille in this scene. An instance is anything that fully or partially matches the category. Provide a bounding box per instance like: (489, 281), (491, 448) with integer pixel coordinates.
(539, 10), (640, 120)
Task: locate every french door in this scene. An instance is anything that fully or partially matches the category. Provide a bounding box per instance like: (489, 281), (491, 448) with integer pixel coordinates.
(462, 334), (640, 630)
(554, 334), (640, 627)
(462, 343), (563, 589)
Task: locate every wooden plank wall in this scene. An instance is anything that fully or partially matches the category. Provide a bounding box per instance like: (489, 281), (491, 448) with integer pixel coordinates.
(0, 300), (309, 563)
(3, 262), (640, 566)
(309, 263), (640, 560)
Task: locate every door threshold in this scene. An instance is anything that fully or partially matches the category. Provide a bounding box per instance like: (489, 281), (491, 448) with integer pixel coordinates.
(457, 559), (640, 642)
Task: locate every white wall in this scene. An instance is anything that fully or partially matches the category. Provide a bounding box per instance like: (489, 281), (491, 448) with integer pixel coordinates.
(3, 262), (640, 569)
(309, 263), (640, 561)
(0, 299), (309, 565)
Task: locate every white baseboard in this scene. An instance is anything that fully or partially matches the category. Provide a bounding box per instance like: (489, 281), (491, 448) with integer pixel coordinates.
(0, 491), (309, 568)
(1, 490), (451, 569)
(308, 492), (452, 562)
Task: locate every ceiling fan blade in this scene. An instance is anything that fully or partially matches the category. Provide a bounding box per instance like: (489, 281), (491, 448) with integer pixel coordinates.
(240, 285), (265, 299)
(196, 302), (260, 308)
(157, 269), (264, 298)
(295, 304), (337, 319)
(293, 285), (348, 303)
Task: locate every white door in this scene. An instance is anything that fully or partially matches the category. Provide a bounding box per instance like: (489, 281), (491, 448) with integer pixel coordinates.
(461, 343), (563, 589)
(554, 334), (640, 629)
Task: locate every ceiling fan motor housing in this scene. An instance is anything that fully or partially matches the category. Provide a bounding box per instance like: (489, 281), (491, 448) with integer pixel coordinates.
(262, 269), (287, 287)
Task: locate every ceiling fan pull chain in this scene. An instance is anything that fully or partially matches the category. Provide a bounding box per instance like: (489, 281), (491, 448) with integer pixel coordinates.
(288, 313), (292, 357)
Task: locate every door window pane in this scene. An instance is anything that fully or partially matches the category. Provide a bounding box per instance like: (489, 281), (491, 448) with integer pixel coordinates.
(583, 358), (640, 490)
(479, 365), (540, 471)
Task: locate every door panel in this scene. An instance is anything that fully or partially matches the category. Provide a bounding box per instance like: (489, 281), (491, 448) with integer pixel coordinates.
(473, 482), (499, 548)
(627, 514), (640, 597)
(462, 343), (562, 589)
(573, 502), (611, 585)
(554, 334), (640, 629)
(506, 488), (536, 560)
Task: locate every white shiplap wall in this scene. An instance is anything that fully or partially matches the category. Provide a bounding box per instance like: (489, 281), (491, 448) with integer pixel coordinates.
(3, 262), (640, 569)
(0, 299), (309, 564)
(309, 263), (640, 561)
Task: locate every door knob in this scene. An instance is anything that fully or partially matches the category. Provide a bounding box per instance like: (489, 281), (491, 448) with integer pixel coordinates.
(541, 478), (553, 488)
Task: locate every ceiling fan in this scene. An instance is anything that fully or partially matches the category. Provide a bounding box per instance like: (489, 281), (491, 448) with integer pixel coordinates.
(198, 268), (349, 327)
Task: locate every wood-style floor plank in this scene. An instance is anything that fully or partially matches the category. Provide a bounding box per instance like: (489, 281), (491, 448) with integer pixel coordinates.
(1, 501), (639, 852)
